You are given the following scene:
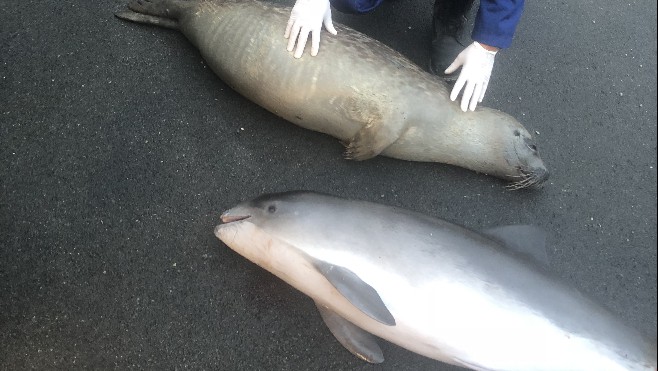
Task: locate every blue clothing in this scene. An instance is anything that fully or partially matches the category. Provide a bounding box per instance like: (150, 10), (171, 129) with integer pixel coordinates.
(330, 0), (384, 14)
(329, 0), (525, 49)
(472, 0), (524, 49)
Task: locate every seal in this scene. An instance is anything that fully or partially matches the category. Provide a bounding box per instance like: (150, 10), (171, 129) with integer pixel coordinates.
(116, 0), (549, 189)
(215, 191), (657, 369)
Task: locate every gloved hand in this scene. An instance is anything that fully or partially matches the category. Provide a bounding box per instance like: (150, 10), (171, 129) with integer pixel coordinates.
(284, 0), (338, 59)
(445, 41), (497, 112)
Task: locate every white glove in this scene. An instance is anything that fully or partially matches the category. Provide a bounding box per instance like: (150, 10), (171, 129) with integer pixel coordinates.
(284, 0), (338, 59)
(445, 41), (497, 112)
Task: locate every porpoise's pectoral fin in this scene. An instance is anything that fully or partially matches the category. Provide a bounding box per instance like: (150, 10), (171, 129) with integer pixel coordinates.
(344, 122), (398, 161)
(312, 260), (396, 326)
(315, 302), (384, 363)
(482, 225), (549, 266)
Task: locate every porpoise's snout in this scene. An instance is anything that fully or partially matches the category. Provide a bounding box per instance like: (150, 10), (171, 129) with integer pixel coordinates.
(220, 213), (250, 223)
(213, 224), (224, 238)
(215, 209), (251, 238)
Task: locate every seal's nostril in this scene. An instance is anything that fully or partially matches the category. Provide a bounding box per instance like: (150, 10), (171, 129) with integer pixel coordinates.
(534, 168), (550, 183)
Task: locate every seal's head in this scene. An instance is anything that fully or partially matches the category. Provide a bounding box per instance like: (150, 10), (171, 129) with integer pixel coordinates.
(504, 126), (549, 190)
(467, 109), (549, 190)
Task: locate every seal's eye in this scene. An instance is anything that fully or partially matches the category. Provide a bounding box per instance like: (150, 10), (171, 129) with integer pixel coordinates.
(527, 144), (537, 152)
(267, 205), (277, 213)
(513, 130), (521, 137)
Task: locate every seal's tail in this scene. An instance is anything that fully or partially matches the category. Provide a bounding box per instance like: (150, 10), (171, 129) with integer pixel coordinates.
(115, 0), (195, 30)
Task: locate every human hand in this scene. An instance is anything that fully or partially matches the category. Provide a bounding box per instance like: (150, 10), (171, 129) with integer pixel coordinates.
(445, 41), (497, 112)
(284, 0), (337, 59)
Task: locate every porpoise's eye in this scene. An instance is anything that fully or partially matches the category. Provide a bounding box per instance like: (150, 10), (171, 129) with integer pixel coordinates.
(267, 205), (277, 213)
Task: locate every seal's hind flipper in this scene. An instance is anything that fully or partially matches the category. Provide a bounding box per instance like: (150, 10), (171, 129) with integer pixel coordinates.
(116, 0), (194, 29)
(129, 0), (195, 18)
(115, 10), (179, 30)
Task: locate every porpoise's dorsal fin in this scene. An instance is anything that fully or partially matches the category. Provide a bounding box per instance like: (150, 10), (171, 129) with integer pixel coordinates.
(482, 225), (549, 266)
(312, 260), (396, 326)
(315, 302), (384, 363)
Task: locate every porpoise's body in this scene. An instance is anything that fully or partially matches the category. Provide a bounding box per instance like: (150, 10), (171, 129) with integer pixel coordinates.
(215, 191), (656, 370)
(116, 0), (548, 189)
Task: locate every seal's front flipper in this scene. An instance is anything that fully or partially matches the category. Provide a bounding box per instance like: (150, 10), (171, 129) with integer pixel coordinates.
(315, 302), (384, 363)
(344, 122), (399, 161)
(312, 259), (395, 326)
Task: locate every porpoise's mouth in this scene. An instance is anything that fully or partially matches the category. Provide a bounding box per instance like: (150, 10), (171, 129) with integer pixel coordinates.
(220, 214), (250, 224)
(215, 213), (250, 239)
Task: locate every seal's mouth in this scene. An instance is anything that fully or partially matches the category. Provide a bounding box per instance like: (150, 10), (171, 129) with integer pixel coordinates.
(506, 167), (549, 191)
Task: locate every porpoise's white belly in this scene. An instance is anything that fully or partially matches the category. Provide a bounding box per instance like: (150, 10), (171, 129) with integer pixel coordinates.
(218, 221), (639, 370)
